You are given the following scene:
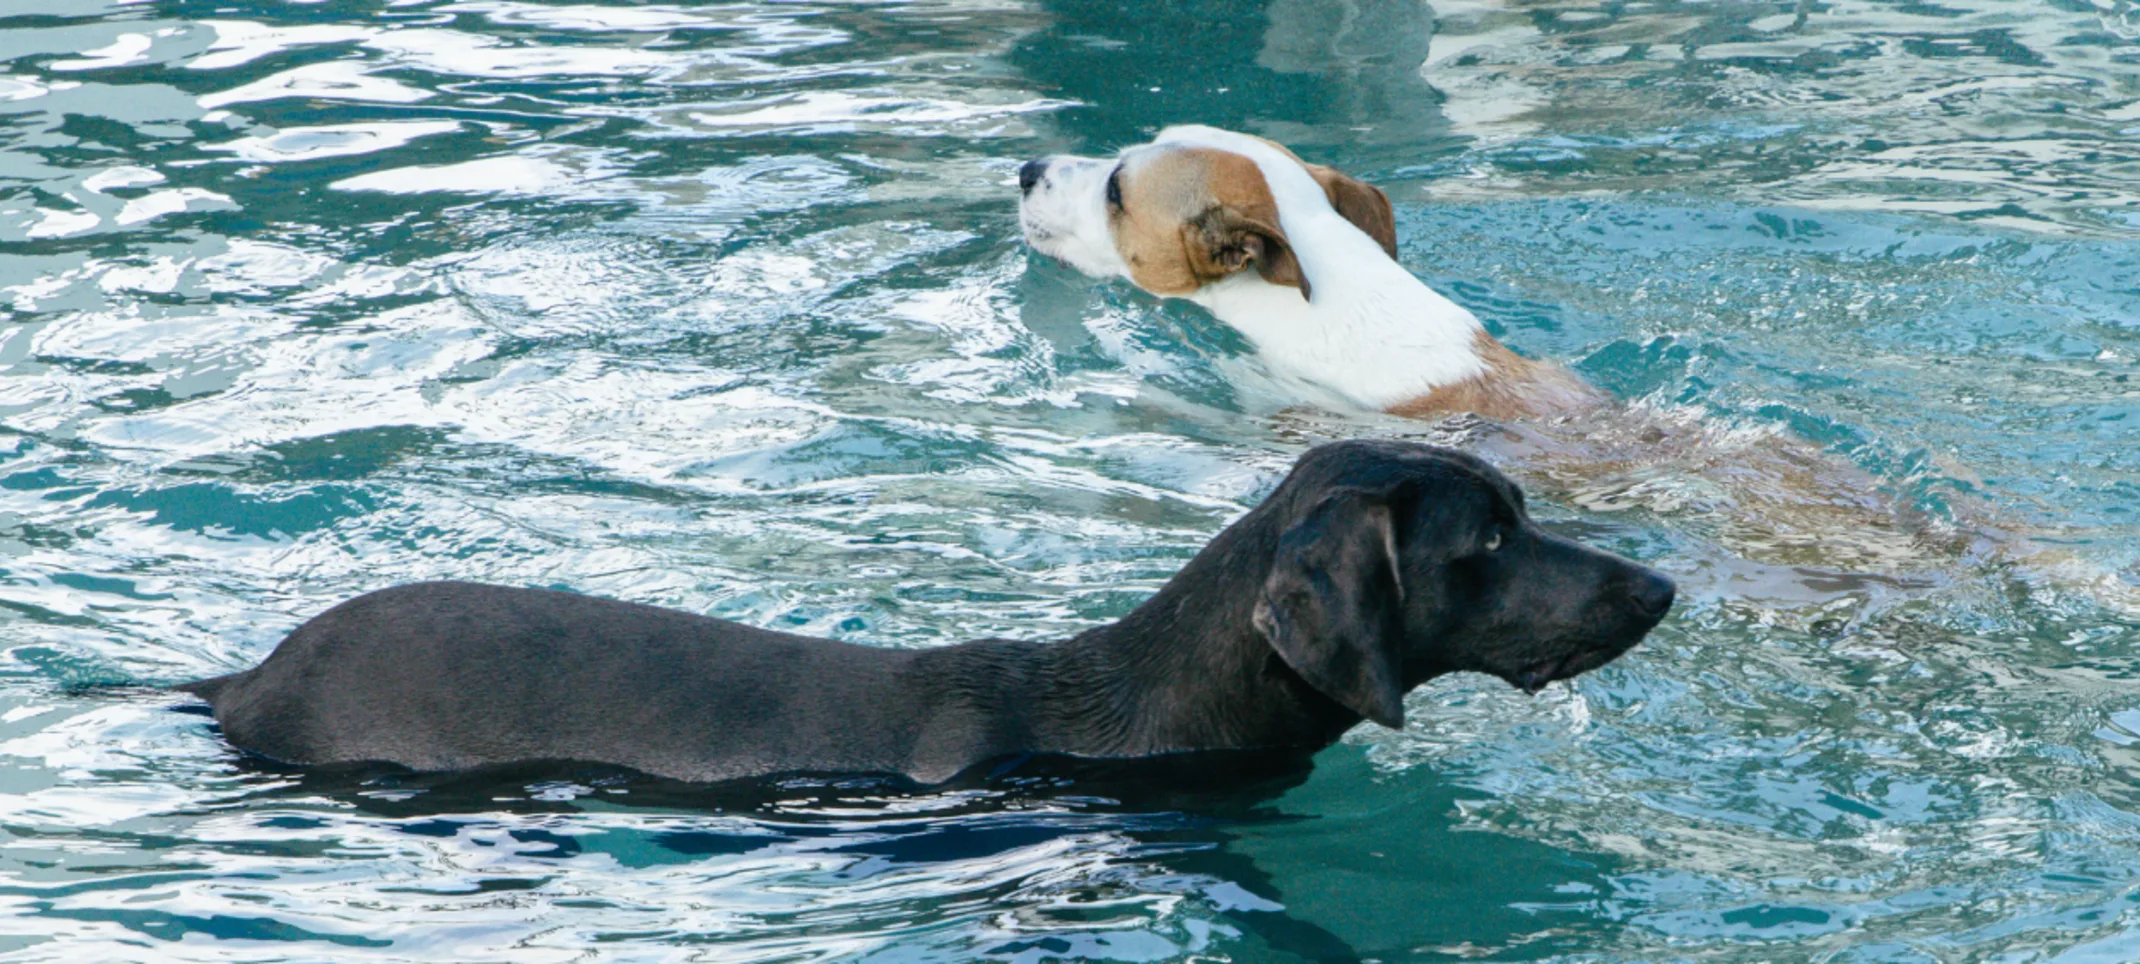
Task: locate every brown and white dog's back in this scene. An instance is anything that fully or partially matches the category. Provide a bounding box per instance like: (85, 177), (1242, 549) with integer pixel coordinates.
(1017, 124), (1596, 420)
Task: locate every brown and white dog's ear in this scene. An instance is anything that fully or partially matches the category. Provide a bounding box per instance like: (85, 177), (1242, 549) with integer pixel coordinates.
(1182, 206), (1313, 300)
(1305, 164), (1398, 259)
(1241, 133), (1399, 258)
(1252, 488), (1407, 728)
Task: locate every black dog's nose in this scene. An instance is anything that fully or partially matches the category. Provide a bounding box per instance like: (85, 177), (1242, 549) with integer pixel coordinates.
(1629, 570), (1676, 620)
(1018, 159), (1046, 194)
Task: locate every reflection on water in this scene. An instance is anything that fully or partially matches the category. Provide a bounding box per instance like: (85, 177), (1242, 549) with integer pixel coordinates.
(1, 0), (2138, 959)
(1418, 0), (2140, 233)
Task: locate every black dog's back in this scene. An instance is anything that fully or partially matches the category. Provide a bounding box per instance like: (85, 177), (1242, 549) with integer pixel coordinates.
(183, 582), (968, 782)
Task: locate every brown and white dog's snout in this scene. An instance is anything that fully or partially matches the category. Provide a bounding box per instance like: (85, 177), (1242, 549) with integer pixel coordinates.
(1017, 152), (1135, 283)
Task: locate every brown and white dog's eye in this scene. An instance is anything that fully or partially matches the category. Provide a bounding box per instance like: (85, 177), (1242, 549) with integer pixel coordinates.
(1104, 165), (1123, 209)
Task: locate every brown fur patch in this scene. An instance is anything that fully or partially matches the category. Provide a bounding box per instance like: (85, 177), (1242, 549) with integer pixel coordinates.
(1240, 135), (1399, 257)
(1111, 148), (1308, 298)
(1386, 331), (1604, 421)
(1305, 164), (1398, 259)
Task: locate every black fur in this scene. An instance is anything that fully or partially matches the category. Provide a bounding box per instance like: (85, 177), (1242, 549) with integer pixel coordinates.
(177, 440), (1673, 784)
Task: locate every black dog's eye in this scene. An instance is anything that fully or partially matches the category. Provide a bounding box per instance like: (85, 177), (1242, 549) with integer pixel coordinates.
(1483, 530), (1503, 552)
(1105, 165), (1123, 209)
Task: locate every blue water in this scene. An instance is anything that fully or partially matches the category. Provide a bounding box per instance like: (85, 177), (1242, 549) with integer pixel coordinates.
(2, 0), (2139, 959)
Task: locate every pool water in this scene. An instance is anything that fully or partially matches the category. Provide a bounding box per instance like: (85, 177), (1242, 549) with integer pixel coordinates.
(2, 0), (2139, 959)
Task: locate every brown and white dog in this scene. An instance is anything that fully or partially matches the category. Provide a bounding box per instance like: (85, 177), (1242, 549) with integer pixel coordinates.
(1016, 124), (1597, 421)
(1014, 126), (2029, 586)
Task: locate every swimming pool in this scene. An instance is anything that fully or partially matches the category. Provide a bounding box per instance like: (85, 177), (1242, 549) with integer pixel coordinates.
(1, 0), (2137, 959)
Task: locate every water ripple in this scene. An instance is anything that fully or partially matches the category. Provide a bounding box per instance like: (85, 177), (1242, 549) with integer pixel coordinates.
(1, 0), (2137, 960)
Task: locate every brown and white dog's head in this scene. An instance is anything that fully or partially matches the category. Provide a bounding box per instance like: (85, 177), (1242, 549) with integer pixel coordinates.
(1016, 125), (1397, 303)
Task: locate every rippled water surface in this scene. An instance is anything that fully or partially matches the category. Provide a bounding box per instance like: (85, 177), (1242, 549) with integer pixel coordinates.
(3, 0), (2139, 959)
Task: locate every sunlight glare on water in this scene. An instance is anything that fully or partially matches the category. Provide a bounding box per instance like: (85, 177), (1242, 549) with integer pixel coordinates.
(1, 0), (2138, 960)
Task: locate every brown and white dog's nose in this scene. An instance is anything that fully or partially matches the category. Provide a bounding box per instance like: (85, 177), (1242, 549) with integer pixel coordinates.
(1018, 159), (1046, 194)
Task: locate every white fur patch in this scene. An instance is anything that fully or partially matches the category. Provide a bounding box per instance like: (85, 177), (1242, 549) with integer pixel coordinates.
(1017, 155), (1130, 280)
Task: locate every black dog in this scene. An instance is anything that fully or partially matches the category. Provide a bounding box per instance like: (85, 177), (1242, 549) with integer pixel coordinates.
(178, 440), (1673, 784)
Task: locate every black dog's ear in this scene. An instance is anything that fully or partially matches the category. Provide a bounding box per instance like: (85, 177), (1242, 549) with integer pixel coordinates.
(1252, 488), (1407, 729)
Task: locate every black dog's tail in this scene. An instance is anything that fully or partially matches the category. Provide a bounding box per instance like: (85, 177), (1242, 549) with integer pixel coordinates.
(171, 672), (242, 704)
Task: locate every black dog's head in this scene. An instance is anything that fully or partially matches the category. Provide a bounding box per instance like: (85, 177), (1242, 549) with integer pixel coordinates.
(1252, 440), (1673, 728)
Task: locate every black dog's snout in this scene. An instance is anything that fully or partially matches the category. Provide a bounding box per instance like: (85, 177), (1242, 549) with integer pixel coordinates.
(1018, 159), (1046, 194)
(1628, 570), (1676, 620)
